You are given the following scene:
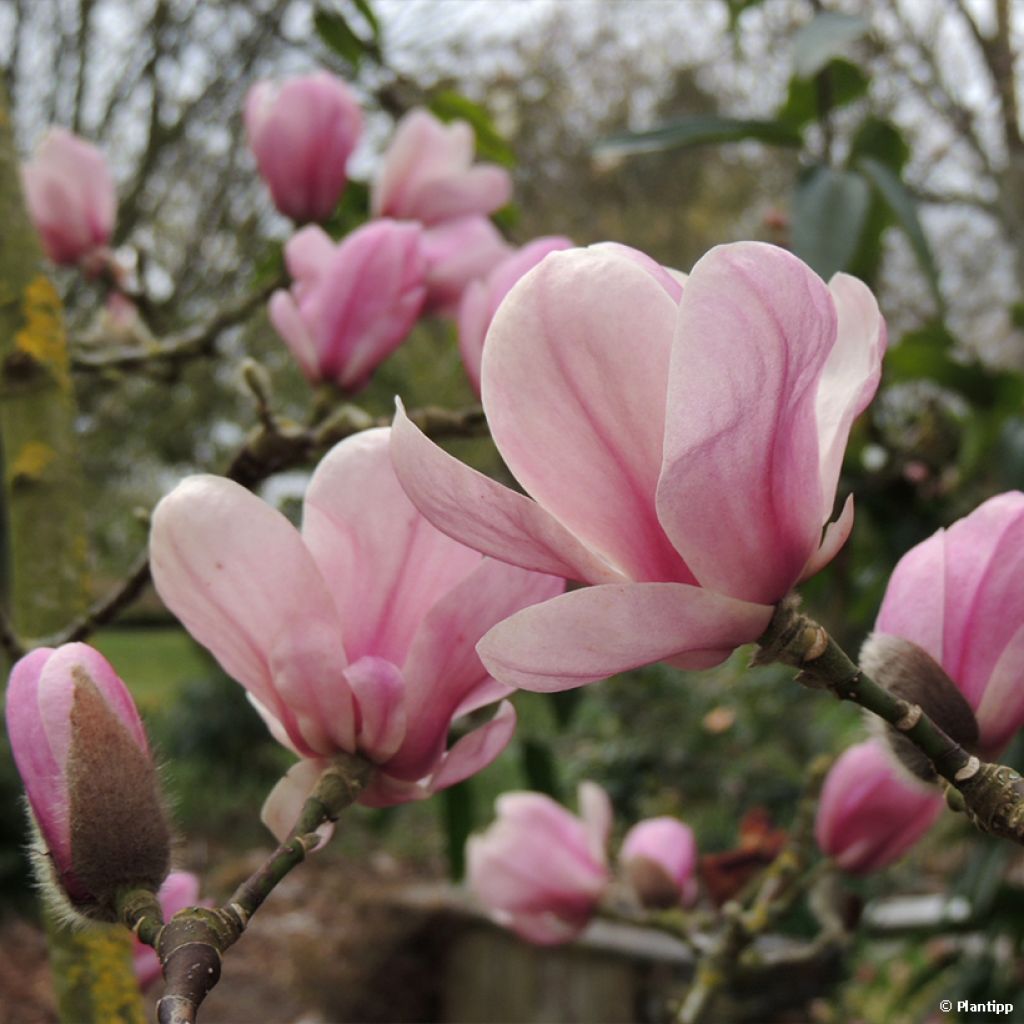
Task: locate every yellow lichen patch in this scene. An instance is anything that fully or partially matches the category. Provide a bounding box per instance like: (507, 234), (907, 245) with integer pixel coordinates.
(8, 440), (56, 483)
(84, 928), (148, 1023)
(15, 275), (69, 387)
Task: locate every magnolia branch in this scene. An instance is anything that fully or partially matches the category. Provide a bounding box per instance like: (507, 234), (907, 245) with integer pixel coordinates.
(71, 280), (280, 374)
(119, 754), (373, 1024)
(757, 596), (1024, 844)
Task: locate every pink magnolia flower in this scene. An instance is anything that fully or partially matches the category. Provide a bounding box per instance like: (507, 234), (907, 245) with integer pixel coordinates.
(4, 644), (169, 910)
(620, 816), (698, 908)
(244, 71), (362, 223)
(421, 215), (512, 317)
(458, 235), (573, 394)
(133, 871), (206, 990)
(392, 241), (886, 691)
(22, 128), (116, 267)
(268, 222), (426, 391)
(867, 491), (1024, 757)
(467, 782), (612, 944)
(149, 429), (563, 832)
(816, 740), (944, 874)
(371, 108), (512, 225)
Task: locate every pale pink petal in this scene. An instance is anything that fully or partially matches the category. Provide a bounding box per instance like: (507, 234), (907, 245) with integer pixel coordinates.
(589, 242), (685, 302)
(421, 216), (512, 316)
(453, 676), (514, 718)
(406, 165), (512, 224)
(302, 428), (481, 666)
(391, 401), (621, 584)
(483, 247), (690, 583)
(358, 772), (430, 808)
(975, 623), (1024, 755)
(620, 817), (698, 904)
(477, 583), (773, 692)
(389, 558), (563, 780)
(344, 656), (408, 763)
(371, 109), (452, 217)
(247, 695), (300, 755)
(150, 475), (352, 755)
(283, 225), (337, 293)
(815, 274), (887, 523)
(800, 494), (855, 582)
(261, 759), (335, 850)
(268, 290), (320, 380)
(657, 241), (837, 604)
(427, 701), (517, 792)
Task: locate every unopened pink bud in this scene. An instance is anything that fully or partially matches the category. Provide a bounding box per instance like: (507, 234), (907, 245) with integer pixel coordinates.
(467, 782), (612, 944)
(372, 108), (512, 225)
(268, 221), (426, 391)
(458, 235), (572, 393)
(620, 816), (698, 909)
(245, 71), (362, 223)
(815, 740), (943, 874)
(5, 644), (170, 917)
(22, 128), (116, 267)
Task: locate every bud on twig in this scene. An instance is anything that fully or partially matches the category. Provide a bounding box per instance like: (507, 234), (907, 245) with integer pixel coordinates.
(5, 643), (170, 920)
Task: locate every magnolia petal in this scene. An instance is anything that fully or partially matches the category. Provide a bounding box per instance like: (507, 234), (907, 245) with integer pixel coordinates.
(975, 623), (1024, 755)
(800, 494), (855, 582)
(816, 274), (886, 521)
(390, 558), (563, 780)
(344, 656), (408, 763)
(577, 781), (613, 861)
(658, 242), (837, 604)
(427, 701), (518, 792)
(477, 582), (772, 692)
(261, 759), (335, 850)
(303, 427), (481, 666)
(483, 247), (691, 583)
(391, 401), (620, 585)
(268, 290), (320, 381)
(150, 475), (350, 742)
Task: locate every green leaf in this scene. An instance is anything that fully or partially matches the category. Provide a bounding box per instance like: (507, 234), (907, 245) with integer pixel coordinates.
(793, 11), (869, 78)
(856, 156), (942, 308)
(519, 738), (562, 800)
(439, 780), (477, 881)
(594, 115), (802, 157)
(314, 9), (366, 68)
(428, 89), (516, 167)
(322, 178), (370, 237)
(849, 116), (910, 172)
(791, 165), (871, 278)
(350, 0), (380, 41)
(777, 58), (869, 128)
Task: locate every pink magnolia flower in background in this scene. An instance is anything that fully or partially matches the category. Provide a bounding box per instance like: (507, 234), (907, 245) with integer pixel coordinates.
(392, 241), (886, 692)
(22, 127), (116, 268)
(371, 107), (512, 225)
(467, 782), (612, 944)
(420, 215), (512, 317)
(817, 491), (1024, 872)
(244, 71), (362, 223)
(815, 740), (944, 875)
(4, 643), (169, 909)
(458, 235), (573, 395)
(133, 871), (207, 990)
(268, 221), (426, 392)
(149, 428), (563, 834)
(620, 816), (698, 908)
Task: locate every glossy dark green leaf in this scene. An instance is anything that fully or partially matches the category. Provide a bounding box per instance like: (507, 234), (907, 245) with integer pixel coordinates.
(791, 165), (871, 278)
(856, 156), (942, 307)
(793, 11), (869, 78)
(777, 58), (869, 128)
(314, 9), (366, 68)
(595, 115), (802, 158)
(849, 117), (911, 172)
(429, 89), (516, 167)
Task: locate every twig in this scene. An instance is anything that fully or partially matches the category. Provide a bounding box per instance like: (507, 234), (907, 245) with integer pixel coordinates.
(757, 596), (1024, 844)
(119, 754), (373, 1024)
(71, 280), (281, 374)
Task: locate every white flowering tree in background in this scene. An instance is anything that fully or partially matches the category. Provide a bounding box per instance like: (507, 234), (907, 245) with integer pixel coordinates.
(5, 3), (1024, 1023)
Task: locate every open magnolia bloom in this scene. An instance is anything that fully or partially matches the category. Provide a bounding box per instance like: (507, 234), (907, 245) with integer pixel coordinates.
(392, 241), (886, 691)
(150, 429), (562, 834)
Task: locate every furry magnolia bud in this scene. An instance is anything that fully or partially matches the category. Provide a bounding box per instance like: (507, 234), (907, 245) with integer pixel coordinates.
(5, 644), (170, 920)
(619, 817), (698, 910)
(860, 633), (979, 781)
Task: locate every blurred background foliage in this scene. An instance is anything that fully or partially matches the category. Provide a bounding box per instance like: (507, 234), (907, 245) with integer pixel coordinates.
(4, 0), (1024, 1020)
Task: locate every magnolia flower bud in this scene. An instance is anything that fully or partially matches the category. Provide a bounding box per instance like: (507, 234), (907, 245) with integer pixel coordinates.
(5, 644), (170, 920)
(619, 816), (698, 909)
(861, 633), (979, 781)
